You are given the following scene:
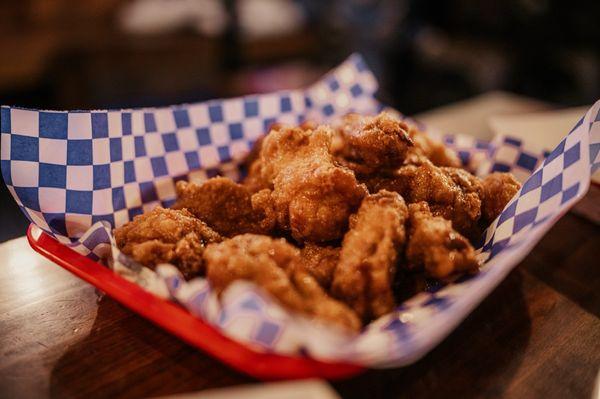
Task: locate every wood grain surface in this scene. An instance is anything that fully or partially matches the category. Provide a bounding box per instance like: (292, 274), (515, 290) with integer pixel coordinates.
(0, 212), (599, 399)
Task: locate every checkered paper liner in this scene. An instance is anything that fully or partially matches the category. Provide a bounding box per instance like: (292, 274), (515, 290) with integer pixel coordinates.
(3, 54), (600, 367)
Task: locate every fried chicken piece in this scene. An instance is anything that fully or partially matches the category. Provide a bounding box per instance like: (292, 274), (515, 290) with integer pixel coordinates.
(332, 191), (408, 322)
(241, 137), (272, 193)
(204, 234), (299, 300)
(114, 207), (222, 278)
(242, 121), (318, 193)
(438, 165), (485, 237)
(405, 126), (461, 167)
(204, 234), (361, 331)
(299, 244), (340, 289)
(173, 177), (276, 237)
(243, 158), (271, 193)
(481, 172), (521, 223)
(290, 267), (362, 332)
(406, 202), (479, 279)
(332, 112), (413, 175)
(366, 161), (483, 238)
(362, 171), (407, 195)
(259, 124), (368, 243)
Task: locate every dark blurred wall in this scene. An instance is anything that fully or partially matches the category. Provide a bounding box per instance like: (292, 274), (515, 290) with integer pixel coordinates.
(1, 0), (598, 241)
(1, 1), (598, 112)
(302, 0), (599, 113)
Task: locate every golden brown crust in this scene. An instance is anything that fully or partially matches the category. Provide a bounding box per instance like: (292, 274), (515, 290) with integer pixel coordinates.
(332, 112), (413, 175)
(241, 136), (272, 193)
(481, 172), (521, 223)
(332, 190), (408, 321)
(365, 161), (484, 239)
(173, 177), (276, 237)
(438, 166), (485, 237)
(117, 114), (522, 330)
(259, 124), (367, 243)
(242, 158), (272, 193)
(204, 234), (300, 297)
(405, 202), (479, 279)
(114, 207), (222, 278)
(203, 234), (361, 331)
(299, 244), (340, 289)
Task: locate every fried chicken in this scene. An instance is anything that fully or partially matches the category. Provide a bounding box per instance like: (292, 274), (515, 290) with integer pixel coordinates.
(365, 163), (522, 238)
(114, 207), (222, 278)
(365, 161), (484, 239)
(203, 234), (361, 331)
(204, 234), (299, 299)
(332, 191), (408, 322)
(405, 202), (479, 279)
(113, 112), (521, 331)
(241, 136), (272, 193)
(243, 158), (271, 193)
(243, 121), (320, 193)
(173, 177), (276, 237)
(258, 124), (368, 243)
(481, 172), (521, 223)
(332, 112), (413, 175)
(438, 165), (485, 237)
(405, 125), (461, 167)
(299, 244), (340, 289)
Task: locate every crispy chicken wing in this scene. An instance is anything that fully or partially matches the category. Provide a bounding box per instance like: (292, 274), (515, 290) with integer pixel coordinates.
(365, 161), (484, 238)
(259, 124), (367, 243)
(242, 121), (318, 193)
(438, 165), (485, 237)
(299, 244), (340, 289)
(203, 234), (361, 331)
(406, 202), (479, 279)
(243, 158), (271, 193)
(366, 164), (522, 238)
(241, 136), (272, 193)
(173, 177), (276, 237)
(114, 207), (222, 278)
(481, 172), (521, 223)
(332, 112), (413, 175)
(332, 191), (408, 321)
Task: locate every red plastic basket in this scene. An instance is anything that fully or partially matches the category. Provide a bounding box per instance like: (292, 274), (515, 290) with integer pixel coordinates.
(26, 224), (364, 380)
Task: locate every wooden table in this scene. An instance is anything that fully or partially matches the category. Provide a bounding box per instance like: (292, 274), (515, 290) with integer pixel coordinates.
(0, 209), (598, 398)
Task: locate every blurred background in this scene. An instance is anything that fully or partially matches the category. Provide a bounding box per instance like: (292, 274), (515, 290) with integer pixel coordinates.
(1, 0), (599, 241)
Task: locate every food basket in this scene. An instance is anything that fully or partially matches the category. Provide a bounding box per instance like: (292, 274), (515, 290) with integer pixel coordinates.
(3, 54), (599, 379)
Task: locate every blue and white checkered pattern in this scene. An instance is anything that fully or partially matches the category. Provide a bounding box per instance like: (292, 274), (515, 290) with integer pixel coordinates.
(475, 135), (549, 182)
(4, 54), (600, 367)
(441, 133), (492, 172)
(478, 110), (595, 260)
(1, 54), (378, 256)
